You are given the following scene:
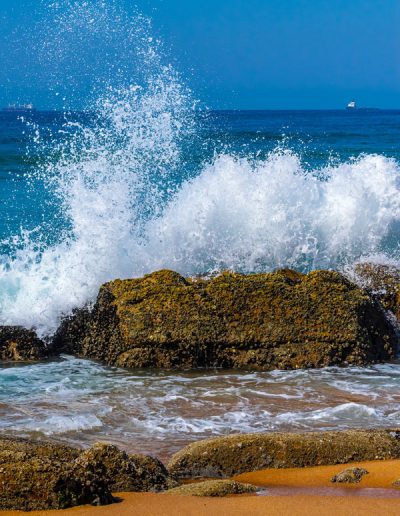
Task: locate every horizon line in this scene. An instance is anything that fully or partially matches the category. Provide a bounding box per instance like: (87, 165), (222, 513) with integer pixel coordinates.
(2, 107), (400, 113)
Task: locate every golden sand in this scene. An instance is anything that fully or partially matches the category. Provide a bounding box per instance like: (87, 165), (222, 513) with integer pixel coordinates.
(235, 458), (400, 489)
(3, 459), (400, 515)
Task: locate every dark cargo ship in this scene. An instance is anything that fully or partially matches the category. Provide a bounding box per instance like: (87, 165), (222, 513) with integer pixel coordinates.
(2, 104), (37, 113)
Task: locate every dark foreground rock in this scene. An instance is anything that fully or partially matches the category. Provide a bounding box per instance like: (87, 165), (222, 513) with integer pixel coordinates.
(0, 437), (170, 511)
(165, 479), (257, 497)
(0, 326), (49, 361)
(76, 442), (171, 493)
(331, 467), (369, 484)
(52, 307), (92, 355)
(0, 437), (111, 511)
(58, 269), (396, 370)
(168, 429), (400, 479)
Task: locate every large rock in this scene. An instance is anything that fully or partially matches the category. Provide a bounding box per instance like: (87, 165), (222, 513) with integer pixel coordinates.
(63, 269), (396, 370)
(168, 429), (400, 479)
(353, 263), (400, 320)
(0, 326), (49, 361)
(0, 438), (170, 511)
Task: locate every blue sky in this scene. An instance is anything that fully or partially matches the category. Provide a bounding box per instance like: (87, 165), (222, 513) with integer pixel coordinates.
(0, 0), (399, 109)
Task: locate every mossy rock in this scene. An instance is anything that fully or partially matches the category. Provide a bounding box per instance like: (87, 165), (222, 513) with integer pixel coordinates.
(0, 326), (49, 361)
(164, 479), (257, 497)
(0, 437), (170, 510)
(168, 429), (400, 479)
(76, 442), (170, 492)
(331, 467), (369, 484)
(0, 437), (113, 511)
(353, 263), (400, 319)
(61, 268), (396, 370)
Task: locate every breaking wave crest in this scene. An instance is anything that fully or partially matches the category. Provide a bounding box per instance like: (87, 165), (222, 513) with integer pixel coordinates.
(0, 1), (399, 334)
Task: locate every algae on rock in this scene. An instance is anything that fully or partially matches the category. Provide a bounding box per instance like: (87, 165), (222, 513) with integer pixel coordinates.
(0, 437), (112, 511)
(164, 479), (257, 497)
(331, 467), (369, 484)
(0, 326), (49, 361)
(168, 429), (400, 479)
(76, 442), (170, 493)
(61, 268), (396, 370)
(353, 262), (400, 320)
(0, 437), (171, 511)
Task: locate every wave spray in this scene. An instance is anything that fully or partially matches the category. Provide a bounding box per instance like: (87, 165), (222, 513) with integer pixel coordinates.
(0, 1), (399, 335)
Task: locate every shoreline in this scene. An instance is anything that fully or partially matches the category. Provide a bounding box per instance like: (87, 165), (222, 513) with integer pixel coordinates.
(3, 459), (400, 515)
(3, 493), (400, 516)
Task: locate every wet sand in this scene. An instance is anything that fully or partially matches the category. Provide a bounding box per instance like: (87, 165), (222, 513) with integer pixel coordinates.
(235, 458), (400, 489)
(2, 492), (400, 516)
(3, 459), (400, 515)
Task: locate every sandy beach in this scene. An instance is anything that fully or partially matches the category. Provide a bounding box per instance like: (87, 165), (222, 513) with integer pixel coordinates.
(2, 492), (397, 516)
(2, 459), (400, 515)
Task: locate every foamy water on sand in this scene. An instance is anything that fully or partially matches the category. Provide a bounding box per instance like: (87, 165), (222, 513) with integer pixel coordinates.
(1, 356), (400, 459)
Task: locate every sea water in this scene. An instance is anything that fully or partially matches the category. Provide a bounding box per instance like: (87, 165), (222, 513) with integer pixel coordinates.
(0, 1), (400, 457)
(1, 357), (400, 460)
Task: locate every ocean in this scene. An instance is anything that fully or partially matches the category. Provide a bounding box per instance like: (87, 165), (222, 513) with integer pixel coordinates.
(1, 108), (399, 334)
(0, 108), (399, 458)
(1, 0), (400, 459)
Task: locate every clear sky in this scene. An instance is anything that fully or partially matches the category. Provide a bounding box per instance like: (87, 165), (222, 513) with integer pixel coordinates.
(0, 0), (399, 109)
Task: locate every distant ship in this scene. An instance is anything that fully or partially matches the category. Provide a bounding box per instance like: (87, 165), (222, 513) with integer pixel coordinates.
(346, 100), (379, 112)
(1, 103), (37, 113)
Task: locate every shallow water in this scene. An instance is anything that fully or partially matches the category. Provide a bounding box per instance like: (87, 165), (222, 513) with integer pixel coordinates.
(1, 356), (400, 460)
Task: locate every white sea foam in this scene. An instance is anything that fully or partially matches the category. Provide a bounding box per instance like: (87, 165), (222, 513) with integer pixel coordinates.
(0, 2), (399, 335)
(11, 414), (104, 435)
(1, 358), (400, 456)
(2, 149), (399, 334)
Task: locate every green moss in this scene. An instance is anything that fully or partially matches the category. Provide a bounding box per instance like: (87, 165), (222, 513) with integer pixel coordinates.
(354, 263), (400, 319)
(168, 430), (400, 479)
(164, 479), (257, 497)
(76, 268), (396, 370)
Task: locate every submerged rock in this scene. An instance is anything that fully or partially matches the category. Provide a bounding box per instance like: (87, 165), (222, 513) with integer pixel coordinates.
(0, 326), (49, 361)
(331, 467), (369, 484)
(164, 479), (257, 497)
(65, 268), (396, 370)
(0, 437), (170, 511)
(168, 429), (400, 479)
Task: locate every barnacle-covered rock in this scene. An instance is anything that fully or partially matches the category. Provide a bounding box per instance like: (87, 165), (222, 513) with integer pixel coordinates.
(70, 269), (396, 370)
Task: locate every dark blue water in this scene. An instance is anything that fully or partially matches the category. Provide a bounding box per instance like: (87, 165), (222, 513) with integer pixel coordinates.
(1, 109), (400, 242)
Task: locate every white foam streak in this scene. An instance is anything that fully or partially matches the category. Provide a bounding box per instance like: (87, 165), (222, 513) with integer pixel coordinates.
(143, 152), (400, 274)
